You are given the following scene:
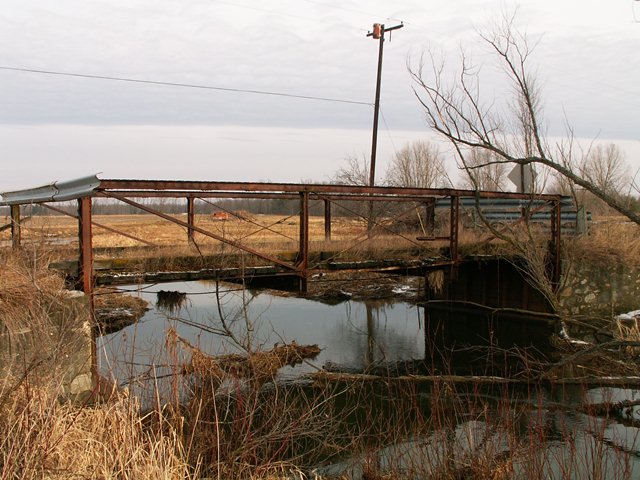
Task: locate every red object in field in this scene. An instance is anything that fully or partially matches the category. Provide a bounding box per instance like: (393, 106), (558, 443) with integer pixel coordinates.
(372, 23), (382, 39)
(212, 212), (230, 221)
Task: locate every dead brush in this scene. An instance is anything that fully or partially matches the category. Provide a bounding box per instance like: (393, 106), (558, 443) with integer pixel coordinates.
(163, 329), (350, 479)
(0, 250), (195, 479)
(0, 380), (195, 480)
(614, 315), (640, 356)
(0, 250), (71, 388)
(168, 328), (321, 387)
(567, 219), (640, 267)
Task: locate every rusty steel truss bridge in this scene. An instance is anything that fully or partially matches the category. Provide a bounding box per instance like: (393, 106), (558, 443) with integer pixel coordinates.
(1, 175), (570, 299)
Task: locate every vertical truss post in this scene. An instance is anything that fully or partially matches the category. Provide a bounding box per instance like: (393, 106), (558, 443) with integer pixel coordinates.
(548, 199), (562, 290)
(187, 197), (195, 246)
(78, 197), (94, 297)
(10, 204), (21, 249)
(298, 192), (309, 293)
(78, 197), (96, 384)
(449, 196), (460, 279)
(324, 198), (332, 241)
(425, 198), (436, 237)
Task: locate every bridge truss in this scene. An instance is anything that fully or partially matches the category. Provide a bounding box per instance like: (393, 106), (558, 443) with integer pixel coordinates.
(1, 175), (569, 298)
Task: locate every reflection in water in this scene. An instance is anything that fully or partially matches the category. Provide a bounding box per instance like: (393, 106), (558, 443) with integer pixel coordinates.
(326, 301), (423, 371)
(315, 382), (640, 480)
(155, 290), (188, 315)
(98, 281), (424, 399)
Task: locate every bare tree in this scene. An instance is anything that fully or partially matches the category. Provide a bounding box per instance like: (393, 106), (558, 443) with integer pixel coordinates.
(549, 141), (634, 215)
(409, 13), (640, 225)
(385, 140), (452, 188)
(580, 143), (630, 198)
(333, 154), (369, 186)
(459, 148), (509, 191)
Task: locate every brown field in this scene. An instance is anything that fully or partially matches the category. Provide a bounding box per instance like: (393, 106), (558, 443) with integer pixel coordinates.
(2, 211), (639, 267)
(2, 213), (364, 246)
(0, 212), (450, 261)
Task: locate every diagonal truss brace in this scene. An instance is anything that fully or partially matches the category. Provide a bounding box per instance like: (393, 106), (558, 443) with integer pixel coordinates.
(101, 191), (300, 273)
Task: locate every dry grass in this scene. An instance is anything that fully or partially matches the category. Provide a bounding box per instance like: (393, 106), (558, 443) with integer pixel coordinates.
(2, 210), (568, 278)
(0, 383), (193, 480)
(1, 213), (360, 249)
(0, 250), (193, 479)
(172, 329), (321, 387)
(1, 212), (454, 261)
(567, 219), (640, 267)
(0, 249), (74, 384)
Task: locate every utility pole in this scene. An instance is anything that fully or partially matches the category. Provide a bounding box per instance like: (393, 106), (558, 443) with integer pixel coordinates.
(366, 22), (403, 187)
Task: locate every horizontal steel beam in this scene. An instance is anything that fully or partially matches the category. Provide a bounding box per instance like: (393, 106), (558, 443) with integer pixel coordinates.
(95, 190), (443, 203)
(1, 174), (569, 206)
(435, 197), (574, 208)
(98, 178), (564, 201)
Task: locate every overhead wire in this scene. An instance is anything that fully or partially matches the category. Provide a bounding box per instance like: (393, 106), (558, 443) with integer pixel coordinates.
(0, 66), (373, 107)
(379, 106), (400, 159)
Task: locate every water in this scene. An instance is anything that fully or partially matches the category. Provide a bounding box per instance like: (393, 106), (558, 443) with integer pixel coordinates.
(98, 280), (425, 393)
(97, 280), (640, 479)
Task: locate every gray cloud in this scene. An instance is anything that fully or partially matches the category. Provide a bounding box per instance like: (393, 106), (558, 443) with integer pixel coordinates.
(0, 0), (638, 188)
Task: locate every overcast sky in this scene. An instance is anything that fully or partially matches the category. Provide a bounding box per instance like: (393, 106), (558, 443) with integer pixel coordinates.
(1, 0), (639, 191)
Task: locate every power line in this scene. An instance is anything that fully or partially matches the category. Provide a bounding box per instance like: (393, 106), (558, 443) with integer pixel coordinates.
(379, 106), (399, 158)
(0, 65), (373, 107)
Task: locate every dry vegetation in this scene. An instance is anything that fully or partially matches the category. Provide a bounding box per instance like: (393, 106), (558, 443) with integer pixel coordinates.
(1, 213), (640, 479)
(566, 220), (640, 267)
(4, 211), (636, 264)
(2, 213), (364, 249)
(0, 211), (457, 286)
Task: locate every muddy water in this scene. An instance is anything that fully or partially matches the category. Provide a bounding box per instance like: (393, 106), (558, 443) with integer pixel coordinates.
(97, 280), (640, 479)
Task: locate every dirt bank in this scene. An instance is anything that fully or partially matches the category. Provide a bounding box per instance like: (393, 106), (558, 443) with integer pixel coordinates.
(263, 270), (425, 304)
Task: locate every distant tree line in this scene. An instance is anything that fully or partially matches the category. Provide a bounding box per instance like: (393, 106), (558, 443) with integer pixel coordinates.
(0, 196), (332, 218)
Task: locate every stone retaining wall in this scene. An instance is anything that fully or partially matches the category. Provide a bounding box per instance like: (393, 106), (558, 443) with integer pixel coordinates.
(0, 291), (95, 402)
(559, 259), (640, 319)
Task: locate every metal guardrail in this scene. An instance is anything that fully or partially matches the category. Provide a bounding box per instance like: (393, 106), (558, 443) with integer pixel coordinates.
(470, 209), (591, 235)
(479, 211), (591, 222)
(435, 196), (574, 209)
(0, 175), (101, 205)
